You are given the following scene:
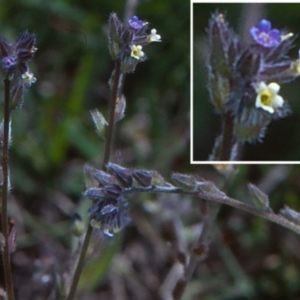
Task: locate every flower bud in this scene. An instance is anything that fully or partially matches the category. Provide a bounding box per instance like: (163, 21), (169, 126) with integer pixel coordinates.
(132, 169), (153, 187)
(103, 184), (123, 198)
(280, 205), (300, 225)
(106, 163), (133, 188)
(171, 173), (196, 190)
(108, 13), (122, 60)
(83, 187), (106, 201)
(90, 109), (107, 138)
(247, 183), (271, 211)
(84, 164), (115, 188)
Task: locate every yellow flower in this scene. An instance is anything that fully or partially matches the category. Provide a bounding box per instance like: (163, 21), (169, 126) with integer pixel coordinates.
(130, 45), (144, 60)
(254, 81), (284, 113)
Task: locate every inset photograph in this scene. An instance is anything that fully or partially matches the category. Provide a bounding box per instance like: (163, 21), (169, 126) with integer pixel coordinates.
(192, 3), (300, 162)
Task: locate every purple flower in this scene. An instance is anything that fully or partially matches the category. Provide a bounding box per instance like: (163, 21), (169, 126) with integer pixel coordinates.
(250, 19), (280, 48)
(2, 56), (17, 69)
(128, 16), (143, 30)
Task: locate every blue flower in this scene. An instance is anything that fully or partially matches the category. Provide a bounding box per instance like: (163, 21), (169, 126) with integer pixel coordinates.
(128, 16), (143, 30)
(250, 19), (280, 48)
(2, 56), (17, 69)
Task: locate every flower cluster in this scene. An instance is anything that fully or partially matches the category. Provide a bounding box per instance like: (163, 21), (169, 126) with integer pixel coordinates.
(83, 163), (167, 237)
(207, 13), (299, 144)
(83, 163), (132, 237)
(108, 13), (161, 73)
(0, 31), (37, 108)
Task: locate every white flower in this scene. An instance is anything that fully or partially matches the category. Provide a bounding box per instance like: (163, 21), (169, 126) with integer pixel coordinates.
(281, 32), (293, 42)
(149, 29), (161, 42)
(21, 71), (37, 87)
(254, 81), (284, 114)
(130, 45), (144, 60)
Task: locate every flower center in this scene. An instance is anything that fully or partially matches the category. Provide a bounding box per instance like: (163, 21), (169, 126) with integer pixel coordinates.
(259, 32), (271, 43)
(260, 90), (272, 106)
(132, 49), (139, 56)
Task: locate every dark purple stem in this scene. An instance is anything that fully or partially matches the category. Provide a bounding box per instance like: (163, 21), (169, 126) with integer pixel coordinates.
(67, 60), (123, 300)
(2, 78), (15, 300)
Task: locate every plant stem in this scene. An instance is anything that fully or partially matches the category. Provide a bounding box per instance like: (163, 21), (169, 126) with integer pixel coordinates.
(198, 190), (300, 235)
(173, 202), (220, 299)
(219, 112), (236, 161)
(172, 168), (235, 299)
(103, 61), (122, 167)
(66, 224), (93, 300)
(121, 185), (300, 235)
(2, 78), (14, 300)
(67, 61), (122, 300)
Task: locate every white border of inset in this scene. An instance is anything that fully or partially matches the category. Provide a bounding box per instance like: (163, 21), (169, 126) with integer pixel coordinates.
(190, 0), (300, 164)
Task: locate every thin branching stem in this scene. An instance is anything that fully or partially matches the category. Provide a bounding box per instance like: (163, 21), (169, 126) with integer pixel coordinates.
(121, 185), (300, 235)
(198, 190), (300, 234)
(170, 169), (235, 299)
(172, 202), (220, 300)
(67, 60), (123, 300)
(2, 78), (15, 300)
(173, 168), (246, 297)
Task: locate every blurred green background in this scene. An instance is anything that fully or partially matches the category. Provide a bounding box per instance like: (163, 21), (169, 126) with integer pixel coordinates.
(193, 3), (300, 161)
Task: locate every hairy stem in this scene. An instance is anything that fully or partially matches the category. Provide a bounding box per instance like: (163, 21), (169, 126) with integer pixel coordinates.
(67, 61), (123, 300)
(198, 190), (300, 235)
(2, 79), (14, 300)
(219, 112), (236, 161)
(122, 185), (300, 235)
(103, 61), (122, 166)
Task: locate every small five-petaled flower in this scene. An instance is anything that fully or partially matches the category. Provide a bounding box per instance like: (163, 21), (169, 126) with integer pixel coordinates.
(130, 45), (144, 60)
(254, 81), (284, 114)
(250, 19), (281, 48)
